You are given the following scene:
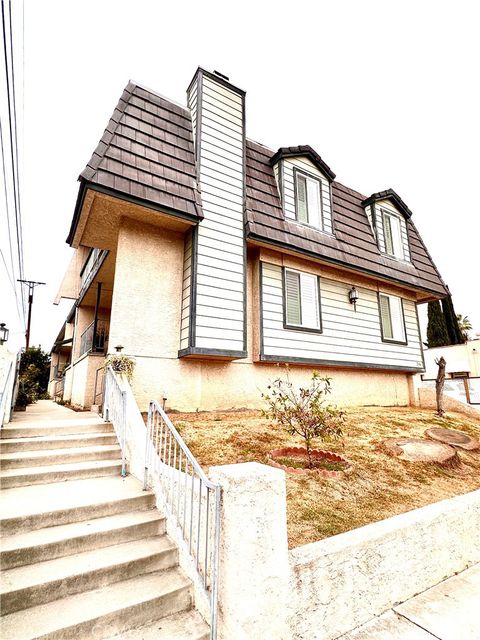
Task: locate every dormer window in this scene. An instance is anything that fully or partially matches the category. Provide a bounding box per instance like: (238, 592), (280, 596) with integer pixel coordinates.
(295, 169), (323, 229)
(270, 146), (335, 234)
(362, 190), (412, 263)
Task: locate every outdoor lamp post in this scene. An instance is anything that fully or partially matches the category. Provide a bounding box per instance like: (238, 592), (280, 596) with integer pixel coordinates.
(348, 286), (359, 312)
(0, 323), (9, 345)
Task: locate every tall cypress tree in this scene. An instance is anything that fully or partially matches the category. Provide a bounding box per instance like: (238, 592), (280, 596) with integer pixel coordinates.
(441, 293), (465, 344)
(427, 300), (450, 347)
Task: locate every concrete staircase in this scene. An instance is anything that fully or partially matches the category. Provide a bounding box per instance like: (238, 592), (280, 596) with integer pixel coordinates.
(0, 401), (209, 640)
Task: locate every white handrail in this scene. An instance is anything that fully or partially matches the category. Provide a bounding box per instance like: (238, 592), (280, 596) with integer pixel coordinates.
(144, 399), (221, 640)
(0, 360), (14, 426)
(103, 365), (127, 477)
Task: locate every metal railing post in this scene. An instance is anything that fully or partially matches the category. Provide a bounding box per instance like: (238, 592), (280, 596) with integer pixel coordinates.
(143, 401), (152, 490)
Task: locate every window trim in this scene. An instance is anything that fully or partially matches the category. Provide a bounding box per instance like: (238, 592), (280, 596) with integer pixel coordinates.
(282, 267), (323, 334)
(293, 167), (324, 230)
(377, 292), (408, 345)
(379, 207), (410, 262)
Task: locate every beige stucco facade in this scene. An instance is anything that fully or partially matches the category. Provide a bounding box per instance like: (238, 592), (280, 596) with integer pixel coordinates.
(52, 209), (419, 411)
(87, 217), (414, 412)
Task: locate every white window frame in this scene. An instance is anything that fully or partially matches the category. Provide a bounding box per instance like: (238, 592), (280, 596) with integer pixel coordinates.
(378, 292), (407, 344)
(294, 168), (323, 230)
(283, 267), (322, 333)
(381, 209), (406, 261)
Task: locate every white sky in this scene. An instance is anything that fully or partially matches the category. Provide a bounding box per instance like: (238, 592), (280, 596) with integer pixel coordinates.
(1, 0), (479, 352)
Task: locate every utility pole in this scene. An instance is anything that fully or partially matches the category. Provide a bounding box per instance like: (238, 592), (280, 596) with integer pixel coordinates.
(17, 280), (46, 350)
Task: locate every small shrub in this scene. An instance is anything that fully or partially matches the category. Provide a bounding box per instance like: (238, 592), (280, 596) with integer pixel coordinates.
(104, 354), (136, 382)
(262, 367), (345, 468)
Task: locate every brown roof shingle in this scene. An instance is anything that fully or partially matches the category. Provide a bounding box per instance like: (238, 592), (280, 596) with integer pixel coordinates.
(245, 140), (447, 298)
(78, 82), (203, 221)
(71, 82), (446, 298)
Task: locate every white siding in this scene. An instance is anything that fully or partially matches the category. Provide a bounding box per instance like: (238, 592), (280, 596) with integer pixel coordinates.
(179, 232), (193, 351)
(374, 200), (411, 262)
(261, 262), (423, 370)
(187, 73), (245, 353)
(281, 157), (333, 233)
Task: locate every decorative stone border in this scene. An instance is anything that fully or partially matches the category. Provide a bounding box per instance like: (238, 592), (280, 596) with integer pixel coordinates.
(268, 447), (352, 477)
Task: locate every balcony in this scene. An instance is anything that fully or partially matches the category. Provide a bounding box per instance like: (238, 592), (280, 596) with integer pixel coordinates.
(79, 320), (109, 357)
(79, 248), (109, 301)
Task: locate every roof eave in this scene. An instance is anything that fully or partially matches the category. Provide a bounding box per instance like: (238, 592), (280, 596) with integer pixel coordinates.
(66, 180), (203, 247)
(269, 146), (336, 182)
(362, 189), (413, 219)
(246, 228), (448, 300)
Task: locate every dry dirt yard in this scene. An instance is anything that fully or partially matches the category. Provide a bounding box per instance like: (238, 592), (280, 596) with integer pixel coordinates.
(169, 406), (480, 548)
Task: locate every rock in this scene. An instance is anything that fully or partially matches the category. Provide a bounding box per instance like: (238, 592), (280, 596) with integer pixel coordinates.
(425, 427), (479, 451)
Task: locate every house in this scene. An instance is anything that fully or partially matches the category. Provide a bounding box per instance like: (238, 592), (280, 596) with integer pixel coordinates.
(49, 67), (448, 411)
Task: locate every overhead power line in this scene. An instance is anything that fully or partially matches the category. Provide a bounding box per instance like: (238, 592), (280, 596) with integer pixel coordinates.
(1, 0), (26, 324)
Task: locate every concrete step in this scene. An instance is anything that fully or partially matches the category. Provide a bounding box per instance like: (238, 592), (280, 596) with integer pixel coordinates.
(0, 458), (122, 488)
(1, 420), (114, 439)
(0, 568), (192, 640)
(1, 535), (178, 615)
(0, 444), (121, 469)
(107, 610), (210, 640)
(0, 432), (118, 452)
(1, 509), (165, 569)
(0, 475), (155, 535)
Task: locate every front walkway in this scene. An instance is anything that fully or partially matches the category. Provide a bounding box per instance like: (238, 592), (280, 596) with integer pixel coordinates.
(342, 562), (479, 639)
(11, 399), (100, 423)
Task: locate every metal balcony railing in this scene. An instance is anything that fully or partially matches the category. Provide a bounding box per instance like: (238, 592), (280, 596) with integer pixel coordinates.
(79, 320), (109, 357)
(79, 248), (108, 298)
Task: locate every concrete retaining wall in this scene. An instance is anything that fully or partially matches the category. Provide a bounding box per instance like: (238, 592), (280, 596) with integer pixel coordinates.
(288, 488), (480, 640)
(207, 462), (480, 640)
(418, 386), (480, 419)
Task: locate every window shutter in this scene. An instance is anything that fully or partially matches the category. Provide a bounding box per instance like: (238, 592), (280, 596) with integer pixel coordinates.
(389, 296), (406, 342)
(383, 213), (394, 255)
(306, 178), (321, 228)
(379, 294), (393, 339)
(285, 270), (301, 325)
(296, 175), (308, 223)
(300, 273), (320, 329)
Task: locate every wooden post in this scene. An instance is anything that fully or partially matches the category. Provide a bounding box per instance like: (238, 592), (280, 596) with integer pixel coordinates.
(435, 356), (446, 416)
(463, 377), (471, 404)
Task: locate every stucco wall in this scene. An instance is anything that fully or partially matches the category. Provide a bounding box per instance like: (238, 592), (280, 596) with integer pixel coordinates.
(288, 489), (480, 640)
(129, 356), (411, 412)
(423, 339), (480, 377)
(70, 353), (104, 407)
(108, 217), (185, 359)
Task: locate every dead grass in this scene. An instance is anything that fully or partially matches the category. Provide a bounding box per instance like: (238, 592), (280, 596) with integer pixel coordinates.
(168, 406), (480, 548)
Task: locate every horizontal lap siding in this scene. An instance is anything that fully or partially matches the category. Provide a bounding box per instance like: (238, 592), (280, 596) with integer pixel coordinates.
(193, 74), (245, 352)
(261, 262), (423, 369)
(179, 232), (193, 350)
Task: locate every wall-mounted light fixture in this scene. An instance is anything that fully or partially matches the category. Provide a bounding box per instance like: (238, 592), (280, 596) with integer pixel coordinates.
(0, 323), (9, 345)
(115, 344), (124, 353)
(348, 286), (359, 312)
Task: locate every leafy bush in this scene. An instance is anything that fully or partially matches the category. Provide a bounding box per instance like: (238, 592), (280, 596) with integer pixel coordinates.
(104, 354), (136, 382)
(262, 367), (345, 468)
(16, 347), (51, 406)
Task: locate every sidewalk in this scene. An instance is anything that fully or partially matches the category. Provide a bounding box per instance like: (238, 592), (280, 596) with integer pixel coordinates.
(341, 563), (479, 639)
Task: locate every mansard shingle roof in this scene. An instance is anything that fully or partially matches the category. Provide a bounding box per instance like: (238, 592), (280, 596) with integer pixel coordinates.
(245, 140), (447, 298)
(78, 81), (203, 221)
(74, 83), (447, 299)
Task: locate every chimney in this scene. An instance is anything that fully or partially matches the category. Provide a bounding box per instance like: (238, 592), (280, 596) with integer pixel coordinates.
(181, 68), (246, 359)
